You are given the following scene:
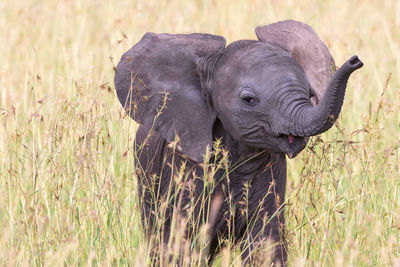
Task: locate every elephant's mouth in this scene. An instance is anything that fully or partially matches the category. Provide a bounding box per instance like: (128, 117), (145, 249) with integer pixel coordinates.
(277, 134), (309, 158)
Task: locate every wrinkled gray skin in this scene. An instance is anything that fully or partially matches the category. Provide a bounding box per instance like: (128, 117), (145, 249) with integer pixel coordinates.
(114, 20), (363, 265)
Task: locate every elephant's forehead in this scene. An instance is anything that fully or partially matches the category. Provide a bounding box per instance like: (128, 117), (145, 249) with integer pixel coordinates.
(220, 59), (307, 90)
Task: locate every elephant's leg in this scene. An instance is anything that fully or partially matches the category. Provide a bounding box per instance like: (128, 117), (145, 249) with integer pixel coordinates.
(239, 216), (286, 266)
(239, 157), (288, 266)
(206, 235), (221, 265)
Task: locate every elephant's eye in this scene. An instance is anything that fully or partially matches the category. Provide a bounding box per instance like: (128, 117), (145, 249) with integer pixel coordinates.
(241, 95), (259, 106)
(240, 89), (259, 106)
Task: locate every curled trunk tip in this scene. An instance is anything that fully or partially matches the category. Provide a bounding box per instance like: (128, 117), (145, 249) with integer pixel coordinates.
(347, 55), (364, 70)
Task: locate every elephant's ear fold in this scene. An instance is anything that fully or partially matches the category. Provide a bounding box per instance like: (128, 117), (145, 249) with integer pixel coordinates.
(114, 33), (226, 162)
(256, 20), (335, 105)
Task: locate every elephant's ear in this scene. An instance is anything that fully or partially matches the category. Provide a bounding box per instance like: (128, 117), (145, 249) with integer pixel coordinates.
(255, 20), (335, 105)
(114, 33), (226, 162)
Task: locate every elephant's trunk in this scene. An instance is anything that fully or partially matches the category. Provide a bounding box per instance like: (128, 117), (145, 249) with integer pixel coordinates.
(292, 56), (363, 136)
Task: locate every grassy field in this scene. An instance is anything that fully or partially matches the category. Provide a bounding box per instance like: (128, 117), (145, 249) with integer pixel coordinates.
(1, 0), (399, 266)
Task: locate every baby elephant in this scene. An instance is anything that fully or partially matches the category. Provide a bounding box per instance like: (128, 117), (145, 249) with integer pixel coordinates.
(114, 20), (363, 265)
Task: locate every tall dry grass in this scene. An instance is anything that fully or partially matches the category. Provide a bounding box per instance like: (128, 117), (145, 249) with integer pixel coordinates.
(0, 0), (399, 265)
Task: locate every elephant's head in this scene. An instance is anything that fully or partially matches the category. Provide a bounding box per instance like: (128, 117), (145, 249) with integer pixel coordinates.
(115, 20), (363, 162)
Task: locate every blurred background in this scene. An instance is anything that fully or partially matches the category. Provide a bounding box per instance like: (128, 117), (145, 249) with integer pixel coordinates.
(0, 0), (399, 265)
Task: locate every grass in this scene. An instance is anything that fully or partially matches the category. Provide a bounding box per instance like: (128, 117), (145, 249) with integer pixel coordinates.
(0, 0), (399, 265)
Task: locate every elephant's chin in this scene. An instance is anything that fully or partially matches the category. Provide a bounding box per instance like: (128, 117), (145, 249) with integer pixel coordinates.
(277, 135), (309, 159)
